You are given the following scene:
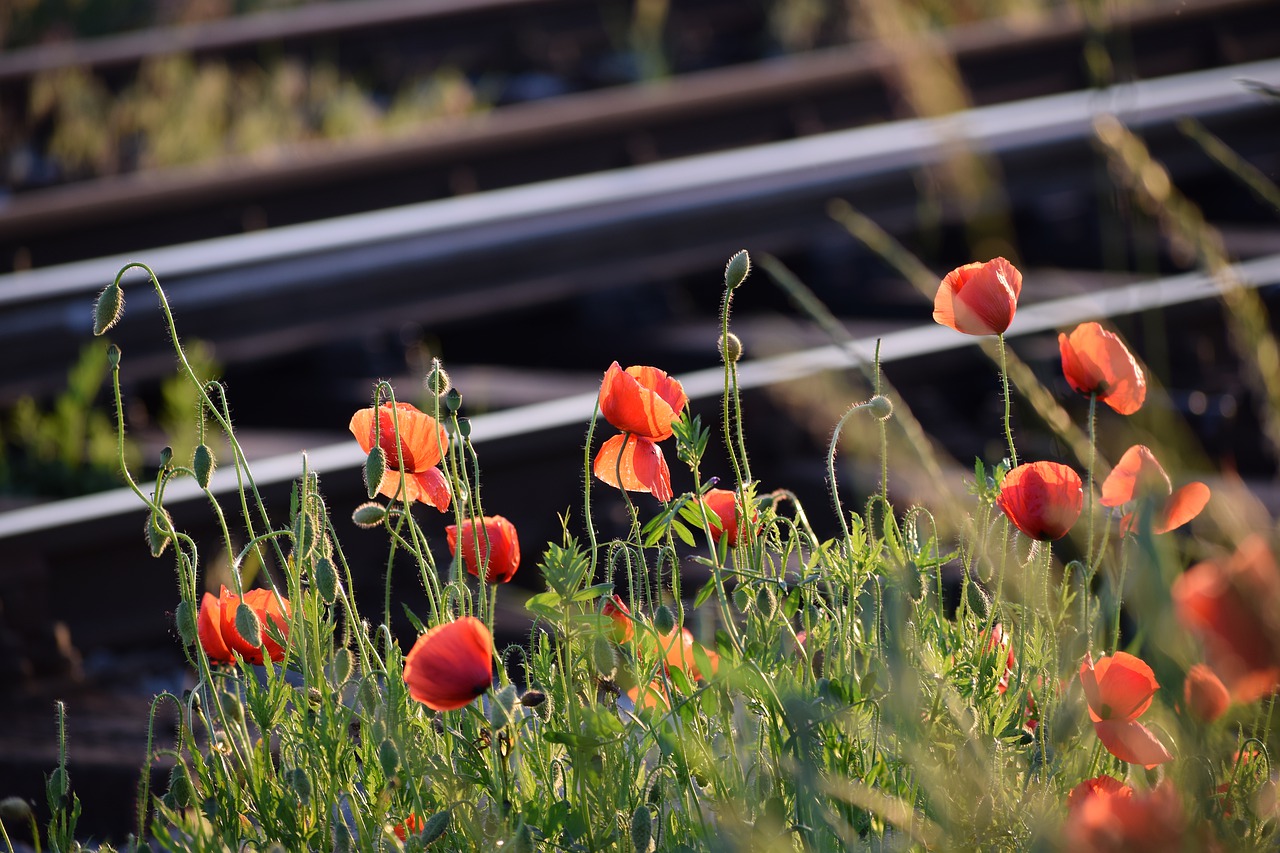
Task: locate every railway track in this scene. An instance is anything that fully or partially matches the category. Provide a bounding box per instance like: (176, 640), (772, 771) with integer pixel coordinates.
(0, 54), (1275, 407)
(1, 0), (1275, 272)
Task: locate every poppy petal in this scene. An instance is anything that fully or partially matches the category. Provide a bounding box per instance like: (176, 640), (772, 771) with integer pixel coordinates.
(349, 403), (448, 471)
(197, 591), (233, 663)
(1100, 445), (1171, 507)
(446, 515), (521, 584)
(376, 467), (452, 511)
(1094, 652), (1159, 721)
(1092, 719), (1173, 767)
(1155, 482), (1210, 533)
(593, 434), (673, 502)
(1184, 663), (1231, 723)
(403, 617), (494, 711)
(598, 363), (683, 440)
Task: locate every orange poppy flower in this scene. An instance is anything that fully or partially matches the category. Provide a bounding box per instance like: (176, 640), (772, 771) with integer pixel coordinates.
(699, 488), (757, 546)
(198, 585), (291, 665)
(996, 461), (1083, 541)
(626, 680), (670, 712)
(1099, 445), (1209, 534)
(932, 257), (1022, 336)
(446, 515), (520, 584)
(603, 594), (634, 644)
(1183, 663), (1230, 723)
(403, 616), (494, 712)
(598, 362), (688, 440)
(1172, 536), (1280, 703)
(1078, 652), (1173, 768)
(1063, 781), (1184, 853)
(349, 402), (451, 510)
(1067, 776), (1132, 813)
(656, 627), (719, 681)
(1059, 322), (1147, 415)
(593, 433), (673, 502)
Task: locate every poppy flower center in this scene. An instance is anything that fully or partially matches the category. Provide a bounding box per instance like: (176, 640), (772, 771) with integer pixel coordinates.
(1098, 702), (1112, 720)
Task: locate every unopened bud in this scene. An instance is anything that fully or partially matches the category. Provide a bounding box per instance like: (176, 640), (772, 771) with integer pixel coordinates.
(420, 810), (450, 844)
(314, 556), (339, 603)
(93, 281), (125, 335)
(175, 600), (197, 646)
(867, 395), (893, 421)
(146, 508), (174, 558)
(332, 647), (353, 685)
(235, 602), (263, 649)
(193, 444), (215, 488)
(718, 332), (743, 363)
(352, 502), (386, 529)
(653, 605), (676, 636)
(364, 448), (386, 500)
(0, 796), (33, 825)
(592, 636), (617, 679)
(378, 739), (400, 778)
(519, 689), (546, 708)
(724, 250), (751, 290)
(425, 361), (452, 396)
(630, 804), (653, 853)
(168, 763), (195, 809)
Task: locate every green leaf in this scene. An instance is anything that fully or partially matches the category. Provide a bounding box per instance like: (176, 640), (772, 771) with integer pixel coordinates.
(570, 583), (614, 603)
(400, 604), (426, 635)
(670, 519), (696, 548)
(692, 578), (717, 610)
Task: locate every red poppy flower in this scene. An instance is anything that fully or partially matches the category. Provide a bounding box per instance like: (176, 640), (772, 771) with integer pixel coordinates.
(198, 585), (291, 665)
(656, 627), (719, 681)
(996, 461), (1083, 541)
(593, 433), (673, 502)
(1172, 536), (1280, 703)
(1059, 322), (1147, 415)
(1067, 776), (1132, 813)
(598, 363), (688, 440)
(1183, 663), (1230, 723)
(446, 515), (520, 584)
(1063, 781), (1184, 853)
(932, 257), (1022, 336)
(1100, 445), (1209, 534)
(393, 814), (424, 841)
(603, 594), (634, 644)
(699, 488), (758, 546)
(349, 402), (451, 510)
(403, 616), (494, 711)
(1079, 652), (1173, 768)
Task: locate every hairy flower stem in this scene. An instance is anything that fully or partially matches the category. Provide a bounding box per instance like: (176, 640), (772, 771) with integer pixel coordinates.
(1084, 392), (1099, 647)
(997, 334), (1018, 467)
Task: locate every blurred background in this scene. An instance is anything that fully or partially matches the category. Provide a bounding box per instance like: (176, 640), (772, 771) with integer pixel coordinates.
(0, 0), (1277, 841)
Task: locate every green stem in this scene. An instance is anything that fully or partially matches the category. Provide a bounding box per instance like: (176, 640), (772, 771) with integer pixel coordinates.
(997, 334), (1018, 467)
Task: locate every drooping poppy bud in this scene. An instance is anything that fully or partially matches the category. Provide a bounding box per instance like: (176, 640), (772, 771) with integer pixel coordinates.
(446, 515), (520, 584)
(197, 586), (291, 665)
(1183, 663), (1230, 723)
(1100, 445), (1209, 534)
(1078, 652), (1173, 768)
(603, 595), (634, 644)
(349, 402), (451, 510)
(996, 461), (1083, 541)
(1059, 322), (1147, 415)
(932, 257), (1022, 336)
(403, 616), (494, 712)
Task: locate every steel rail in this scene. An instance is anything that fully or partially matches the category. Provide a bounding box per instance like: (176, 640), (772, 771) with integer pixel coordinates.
(2, 0), (1274, 257)
(2, 252), (1277, 542)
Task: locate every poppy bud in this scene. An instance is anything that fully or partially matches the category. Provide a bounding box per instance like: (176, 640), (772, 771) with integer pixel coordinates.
(456, 416), (472, 438)
(146, 508), (174, 558)
(520, 689), (546, 708)
(425, 361), (452, 396)
(351, 502), (386, 529)
(489, 683), (520, 728)
(724, 250), (751, 290)
(331, 647), (353, 685)
(592, 636), (618, 679)
(867, 395), (893, 421)
(235, 603), (263, 650)
(93, 280), (125, 335)
(630, 804), (653, 853)
(175, 600), (197, 646)
(314, 557), (338, 604)
(420, 811), (450, 844)
(167, 763), (195, 809)
(0, 796), (33, 825)
(289, 768), (311, 806)
(653, 604), (676, 636)
(718, 332), (744, 363)
(364, 446), (387, 500)
(193, 444), (215, 488)
(378, 739), (400, 778)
